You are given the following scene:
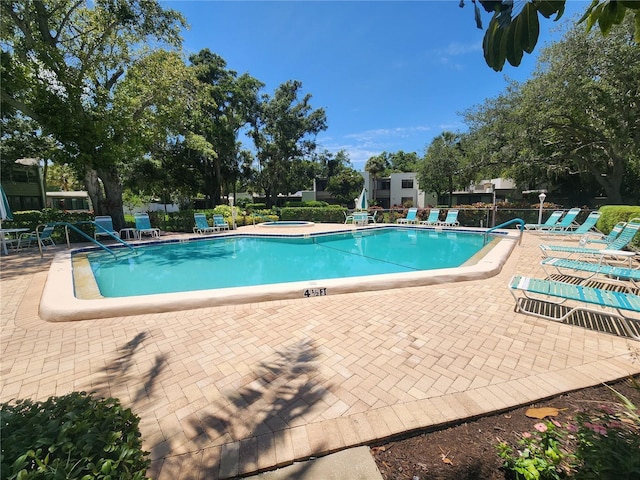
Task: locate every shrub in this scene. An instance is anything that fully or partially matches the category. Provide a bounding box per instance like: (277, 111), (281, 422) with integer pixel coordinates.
(572, 383), (640, 479)
(0, 392), (150, 480)
(496, 378), (640, 480)
(496, 420), (568, 480)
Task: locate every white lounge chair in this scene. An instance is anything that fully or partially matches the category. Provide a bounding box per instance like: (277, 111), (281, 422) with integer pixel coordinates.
(94, 216), (120, 240)
(397, 208), (418, 224)
(213, 214), (229, 231)
(134, 213), (160, 239)
(524, 210), (563, 230)
(438, 209), (459, 227)
(193, 213), (217, 234)
(540, 218), (640, 265)
(509, 275), (640, 340)
(419, 209), (440, 226)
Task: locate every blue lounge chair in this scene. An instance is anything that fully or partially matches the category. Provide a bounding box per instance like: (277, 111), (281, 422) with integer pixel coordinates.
(580, 221), (625, 246)
(193, 213), (217, 234)
(419, 209), (440, 226)
(17, 224), (56, 249)
(509, 275), (640, 340)
(540, 218), (640, 264)
(541, 257), (639, 292)
(134, 213), (160, 239)
(94, 215), (120, 240)
(541, 211), (601, 238)
(438, 209), (460, 227)
(397, 208), (418, 224)
(524, 210), (563, 230)
(540, 207), (581, 231)
(213, 214), (229, 231)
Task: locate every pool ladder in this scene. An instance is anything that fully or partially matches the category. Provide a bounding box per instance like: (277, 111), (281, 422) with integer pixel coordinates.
(483, 218), (525, 245)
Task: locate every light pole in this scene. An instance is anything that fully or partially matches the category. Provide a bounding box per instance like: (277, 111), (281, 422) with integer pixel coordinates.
(538, 192), (547, 224)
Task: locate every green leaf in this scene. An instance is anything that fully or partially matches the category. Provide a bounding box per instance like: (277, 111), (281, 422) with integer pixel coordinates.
(519, 3), (541, 54)
(474, 3), (483, 29)
(504, 17), (524, 66)
(483, 17), (507, 71)
(535, 0), (566, 20)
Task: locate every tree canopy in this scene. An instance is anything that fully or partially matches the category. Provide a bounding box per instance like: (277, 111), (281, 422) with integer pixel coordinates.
(462, 0), (640, 71)
(463, 15), (640, 204)
(1, 0), (188, 229)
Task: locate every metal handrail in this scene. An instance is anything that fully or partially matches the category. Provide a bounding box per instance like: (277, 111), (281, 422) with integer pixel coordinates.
(484, 218), (525, 245)
(38, 221), (135, 258)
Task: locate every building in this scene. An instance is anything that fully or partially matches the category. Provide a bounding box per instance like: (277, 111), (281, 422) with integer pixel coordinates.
(46, 191), (92, 211)
(1, 159), (46, 211)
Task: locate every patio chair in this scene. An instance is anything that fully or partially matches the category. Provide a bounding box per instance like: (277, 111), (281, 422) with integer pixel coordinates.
(419, 208), (440, 226)
(397, 208), (418, 224)
(213, 214), (229, 231)
(524, 210), (563, 230)
(580, 221), (625, 246)
(17, 224), (56, 249)
(134, 213), (160, 239)
(94, 215), (120, 240)
(508, 274), (640, 340)
(540, 211), (601, 238)
(539, 218), (640, 265)
(193, 213), (217, 234)
(541, 257), (639, 293)
(438, 209), (460, 227)
(539, 207), (581, 232)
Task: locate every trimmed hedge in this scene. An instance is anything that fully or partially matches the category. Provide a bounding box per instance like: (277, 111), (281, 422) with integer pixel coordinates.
(0, 392), (149, 480)
(279, 206), (346, 223)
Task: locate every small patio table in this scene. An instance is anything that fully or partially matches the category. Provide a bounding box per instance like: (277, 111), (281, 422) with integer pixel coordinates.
(0, 228), (29, 255)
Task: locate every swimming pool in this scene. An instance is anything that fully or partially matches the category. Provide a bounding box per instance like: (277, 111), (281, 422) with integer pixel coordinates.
(40, 224), (521, 321)
(88, 228), (487, 297)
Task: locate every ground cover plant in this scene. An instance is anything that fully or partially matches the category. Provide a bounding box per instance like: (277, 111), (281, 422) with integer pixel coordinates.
(0, 392), (149, 480)
(373, 376), (640, 480)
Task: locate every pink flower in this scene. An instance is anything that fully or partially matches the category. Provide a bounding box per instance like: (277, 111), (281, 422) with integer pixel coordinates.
(566, 423), (578, 433)
(522, 432), (532, 438)
(584, 422), (608, 436)
(599, 405), (615, 415)
(534, 423), (548, 433)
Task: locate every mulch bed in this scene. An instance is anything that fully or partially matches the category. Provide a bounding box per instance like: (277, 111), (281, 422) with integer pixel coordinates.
(372, 376), (640, 480)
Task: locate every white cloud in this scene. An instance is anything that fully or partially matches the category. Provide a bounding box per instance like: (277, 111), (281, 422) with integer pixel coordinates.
(318, 125), (432, 171)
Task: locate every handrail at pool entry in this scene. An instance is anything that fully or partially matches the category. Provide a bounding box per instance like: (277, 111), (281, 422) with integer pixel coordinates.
(40, 221), (134, 258)
(484, 218), (525, 245)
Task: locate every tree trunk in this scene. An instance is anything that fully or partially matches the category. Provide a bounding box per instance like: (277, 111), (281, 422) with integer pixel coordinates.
(84, 168), (105, 216)
(96, 166), (126, 231)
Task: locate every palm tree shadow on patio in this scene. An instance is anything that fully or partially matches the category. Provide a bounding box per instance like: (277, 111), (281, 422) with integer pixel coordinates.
(87, 331), (168, 407)
(152, 338), (331, 480)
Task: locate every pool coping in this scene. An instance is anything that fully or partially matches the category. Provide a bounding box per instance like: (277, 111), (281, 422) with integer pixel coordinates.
(39, 224), (522, 322)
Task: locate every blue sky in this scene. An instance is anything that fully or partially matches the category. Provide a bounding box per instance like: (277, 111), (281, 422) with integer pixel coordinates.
(163, 0), (588, 171)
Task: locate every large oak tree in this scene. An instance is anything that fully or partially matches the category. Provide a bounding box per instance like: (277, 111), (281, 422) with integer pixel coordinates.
(1, 0), (186, 229)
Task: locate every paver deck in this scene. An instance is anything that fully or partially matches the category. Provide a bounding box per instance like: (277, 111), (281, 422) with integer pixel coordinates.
(1, 225), (639, 479)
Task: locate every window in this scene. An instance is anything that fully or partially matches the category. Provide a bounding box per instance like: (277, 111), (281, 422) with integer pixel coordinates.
(401, 179), (414, 189)
(378, 180), (391, 191)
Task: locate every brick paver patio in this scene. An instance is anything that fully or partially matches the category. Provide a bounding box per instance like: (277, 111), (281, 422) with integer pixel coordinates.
(1, 226), (638, 479)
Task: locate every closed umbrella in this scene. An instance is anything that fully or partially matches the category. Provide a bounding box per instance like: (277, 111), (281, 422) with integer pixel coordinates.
(1, 185), (14, 255)
(355, 188), (368, 211)
(0, 185), (12, 222)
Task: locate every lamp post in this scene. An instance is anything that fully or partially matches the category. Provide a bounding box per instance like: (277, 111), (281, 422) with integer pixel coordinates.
(538, 192), (547, 224)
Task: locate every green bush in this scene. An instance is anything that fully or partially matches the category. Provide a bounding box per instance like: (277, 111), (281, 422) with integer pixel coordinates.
(279, 206), (346, 223)
(0, 392), (149, 480)
(596, 205), (640, 249)
(3, 209), (94, 243)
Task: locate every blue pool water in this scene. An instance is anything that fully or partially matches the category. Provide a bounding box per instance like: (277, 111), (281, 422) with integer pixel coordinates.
(85, 228), (487, 297)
